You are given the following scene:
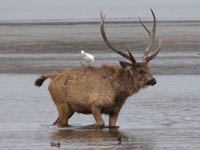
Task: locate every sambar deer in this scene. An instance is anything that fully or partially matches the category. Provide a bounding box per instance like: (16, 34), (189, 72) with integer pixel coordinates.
(35, 9), (161, 127)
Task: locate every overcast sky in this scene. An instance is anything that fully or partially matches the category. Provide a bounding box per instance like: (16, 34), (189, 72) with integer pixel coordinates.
(0, 0), (199, 21)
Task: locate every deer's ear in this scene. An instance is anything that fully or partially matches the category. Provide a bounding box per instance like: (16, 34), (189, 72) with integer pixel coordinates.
(119, 61), (132, 70)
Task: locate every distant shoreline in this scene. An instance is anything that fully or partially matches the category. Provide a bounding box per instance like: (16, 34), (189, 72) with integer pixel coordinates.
(1, 19), (200, 26)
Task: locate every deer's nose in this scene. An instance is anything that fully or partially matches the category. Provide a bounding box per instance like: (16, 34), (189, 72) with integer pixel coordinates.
(148, 78), (157, 86)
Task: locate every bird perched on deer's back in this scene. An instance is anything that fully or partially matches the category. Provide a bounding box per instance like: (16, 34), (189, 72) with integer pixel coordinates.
(81, 50), (95, 66)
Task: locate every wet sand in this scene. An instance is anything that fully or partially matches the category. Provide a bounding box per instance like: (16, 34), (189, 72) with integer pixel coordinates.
(1, 21), (200, 53)
(0, 21), (200, 75)
(0, 22), (200, 149)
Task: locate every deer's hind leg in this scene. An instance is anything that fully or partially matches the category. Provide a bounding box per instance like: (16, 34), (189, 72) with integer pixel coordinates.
(53, 103), (74, 127)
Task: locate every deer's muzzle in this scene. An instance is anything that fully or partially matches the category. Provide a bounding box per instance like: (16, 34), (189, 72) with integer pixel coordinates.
(148, 78), (157, 86)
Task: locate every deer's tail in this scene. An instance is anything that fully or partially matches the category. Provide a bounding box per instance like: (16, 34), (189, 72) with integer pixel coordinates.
(35, 72), (59, 87)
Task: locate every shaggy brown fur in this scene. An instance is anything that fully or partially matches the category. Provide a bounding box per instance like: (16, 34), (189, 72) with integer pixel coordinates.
(35, 63), (156, 127)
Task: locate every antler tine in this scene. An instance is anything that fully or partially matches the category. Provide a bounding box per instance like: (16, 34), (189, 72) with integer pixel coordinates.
(140, 9), (156, 60)
(128, 49), (137, 64)
(100, 12), (133, 61)
(126, 42), (137, 64)
(139, 17), (151, 37)
(145, 38), (162, 63)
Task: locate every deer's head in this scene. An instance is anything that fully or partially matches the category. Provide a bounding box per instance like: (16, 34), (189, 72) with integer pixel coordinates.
(100, 9), (161, 86)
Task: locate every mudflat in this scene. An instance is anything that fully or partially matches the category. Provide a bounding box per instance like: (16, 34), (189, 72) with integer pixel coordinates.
(0, 21), (200, 74)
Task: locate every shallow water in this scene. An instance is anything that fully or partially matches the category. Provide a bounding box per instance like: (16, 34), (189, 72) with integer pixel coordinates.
(0, 74), (199, 149)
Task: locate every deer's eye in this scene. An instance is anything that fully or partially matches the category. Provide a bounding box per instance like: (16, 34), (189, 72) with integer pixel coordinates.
(138, 70), (146, 74)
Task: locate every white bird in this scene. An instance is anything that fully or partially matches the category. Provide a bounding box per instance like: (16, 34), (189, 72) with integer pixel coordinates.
(81, 50), (95, 66)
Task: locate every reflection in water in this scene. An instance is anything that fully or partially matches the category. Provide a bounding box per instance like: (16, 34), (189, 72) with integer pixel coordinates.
(50, 126), (154, 150)
(0, 74), (200, 149)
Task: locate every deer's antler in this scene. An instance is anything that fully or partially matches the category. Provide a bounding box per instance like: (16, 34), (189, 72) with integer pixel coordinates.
(100, 12), (137, 64)
(139, 9), (161, 63)
(100, 9), (161, 65)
